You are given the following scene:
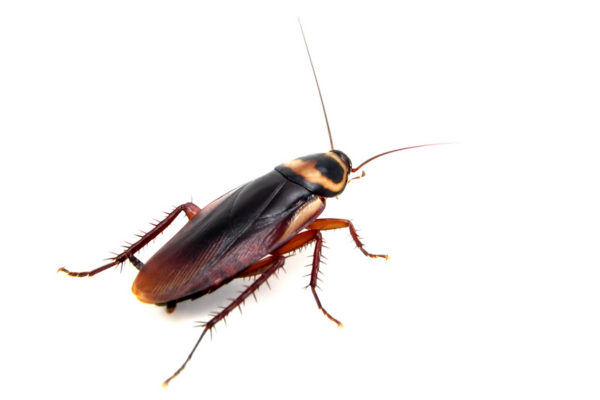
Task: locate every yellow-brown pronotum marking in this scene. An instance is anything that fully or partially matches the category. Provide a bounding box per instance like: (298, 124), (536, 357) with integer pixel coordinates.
(283, 152), (348, 193)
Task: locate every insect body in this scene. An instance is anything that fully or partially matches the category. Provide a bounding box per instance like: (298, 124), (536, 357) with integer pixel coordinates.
(59, 22), (450, 387)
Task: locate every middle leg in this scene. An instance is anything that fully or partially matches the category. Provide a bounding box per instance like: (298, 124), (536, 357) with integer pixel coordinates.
(275, 230), (345, 328)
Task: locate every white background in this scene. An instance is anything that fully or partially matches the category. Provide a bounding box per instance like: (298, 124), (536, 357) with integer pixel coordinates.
(1, 1), (599, 399)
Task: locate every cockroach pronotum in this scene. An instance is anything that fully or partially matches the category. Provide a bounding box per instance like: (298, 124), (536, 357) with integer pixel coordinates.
(59, 20), (451, 387)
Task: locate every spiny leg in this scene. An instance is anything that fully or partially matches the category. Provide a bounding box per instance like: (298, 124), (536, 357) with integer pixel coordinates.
(307, 218), (389, 260)
(163, 254), (285, 388)
(126, 254), (144, 271)
(307, 230), (344, 328)
(58, 202), (200, 277)
(164, 221), (381, 385)
(275, 230), (344, 328)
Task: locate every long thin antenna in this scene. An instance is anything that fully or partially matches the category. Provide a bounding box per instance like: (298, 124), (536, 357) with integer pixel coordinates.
(352, 143), (456, 173)
(298, 17), (334, 150)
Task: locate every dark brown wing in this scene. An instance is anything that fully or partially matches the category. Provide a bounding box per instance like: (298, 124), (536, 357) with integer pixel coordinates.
(132, 170), (325, 304)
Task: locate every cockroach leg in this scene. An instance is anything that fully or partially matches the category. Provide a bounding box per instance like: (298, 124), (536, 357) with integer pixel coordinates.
(307, 218), (389, 260)
(126, 254), (144, 271)
(274, 221), (386, 328)
(308, 231), (344, 328)
(58, 202), (201, 277)
(273, 230), (343, 327)
(163, 254), (285, 388)
(166, 301), (177, 313)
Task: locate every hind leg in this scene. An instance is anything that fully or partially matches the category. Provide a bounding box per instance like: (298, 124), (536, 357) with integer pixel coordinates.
(58, 202), (200, 277)
(163, 254), (286, 387)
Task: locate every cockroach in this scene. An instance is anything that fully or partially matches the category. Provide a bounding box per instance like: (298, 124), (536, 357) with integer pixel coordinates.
(59, 20), (451, 387)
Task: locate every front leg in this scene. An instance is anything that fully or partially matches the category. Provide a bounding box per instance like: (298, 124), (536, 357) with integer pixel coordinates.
(307, 218), (389, 260)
